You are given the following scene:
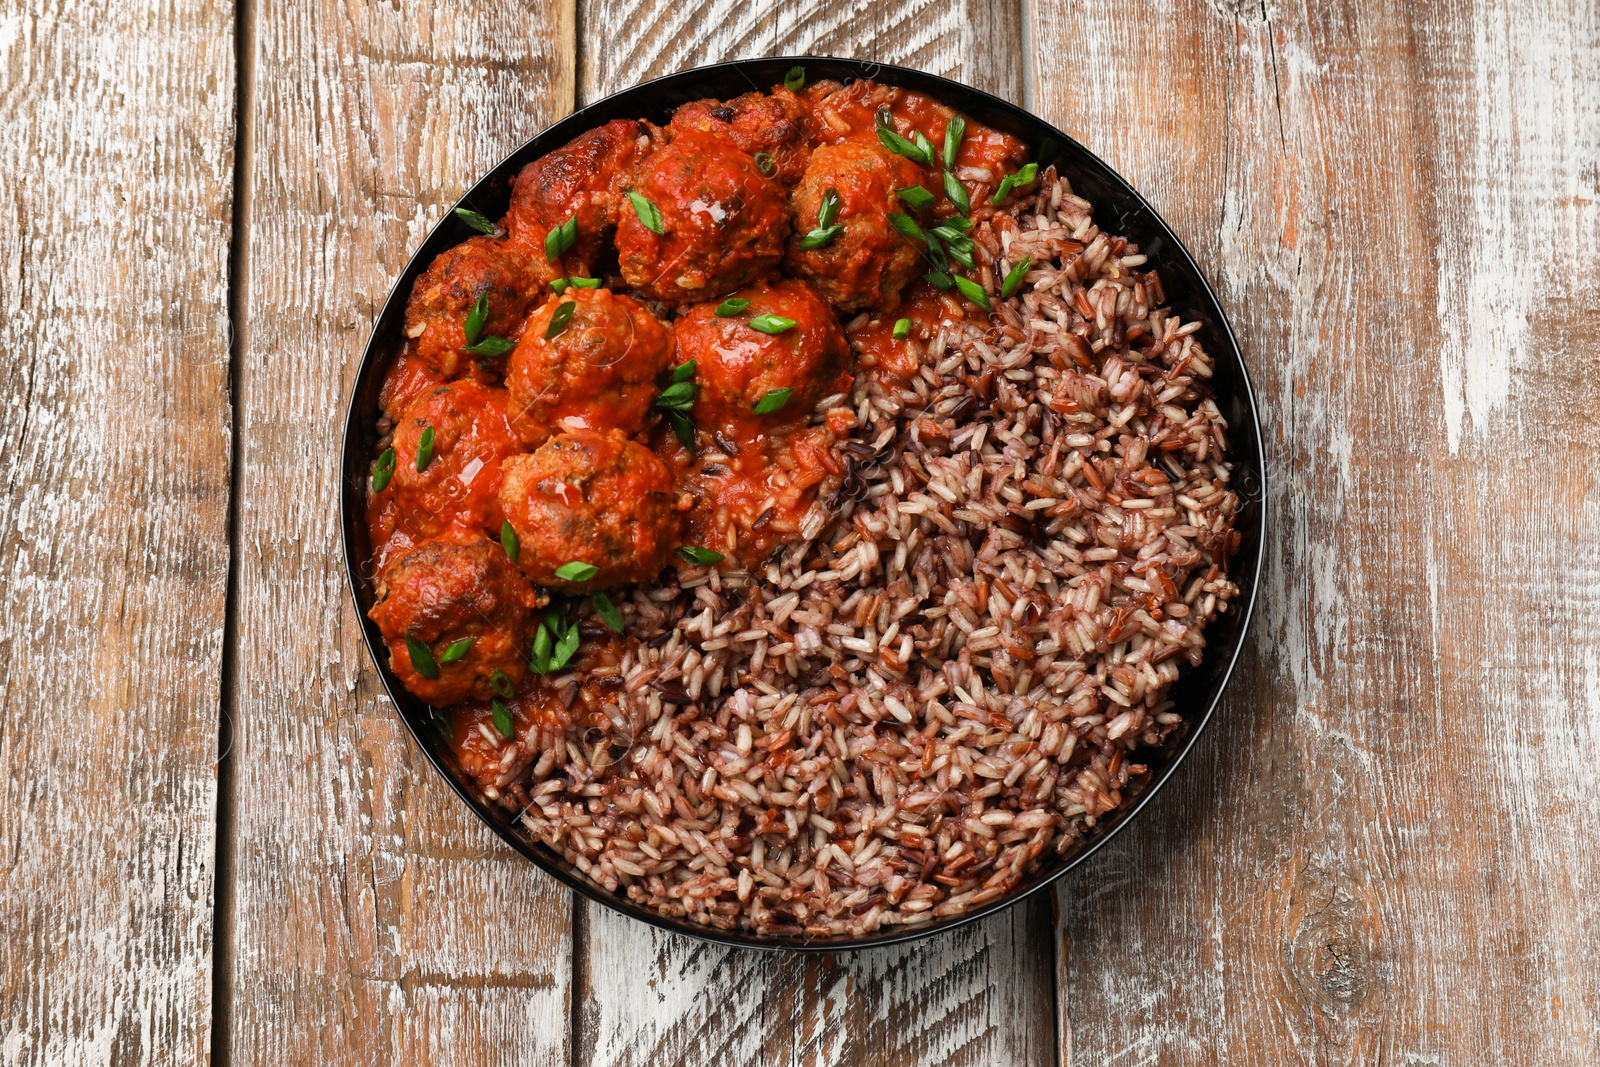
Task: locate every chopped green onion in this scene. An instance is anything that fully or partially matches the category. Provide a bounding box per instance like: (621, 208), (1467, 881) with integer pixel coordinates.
(545, 215), (578, 262)
(654, 380), (698, 411)
(797, 225), (842, 250)
(677, 545), (725, 566)
(627, 191), (665, 233)
(991, 162), (1040, 205)
(892, 318), (911, 340)
(439, 636), (475, 664)
(1001, 256), (1033, 299)
(886, 213), (927, 243)
(464, 292), (489, 345)
(570, 276), (602, 289)
(490, 669), (515, 700)
(554, 561), (600, 583)
(877, 125), (933, 167)
(405, 636), (439, 680)
(552, 623), (580, 670)
(500, 520), (520, 563)
(942, 115), (965, 170)
(922, 230), (950, 272)
(944, 215), (973, 232)
(942, 170), (970, 215)
(748, 314), (797, 335)
(784, 65), (805, 91)
(1017, 162), (1039, 186)
(895, 185), (935, 211)
(913, 131), (935, 165)
(944, 240), (975, 270)
(953, 274), (992, 311)
(415, 426), (435, 472)
(816, 187), (842, 229)
(463, 335), (515, 357)
(667, 410), (695, 449)
(548, 277), (570, 295)
(372, 447), (396, 492)
(454, 206), (496, 234)
(491, 699), (515, 738)
(545, 300), (576, 339)
(714, 297), (750, 317)
(671, 360), (697, 383)
(530, 622), (552, 671)
(592, 592), (623, 633)
(752, 388), (793, 414)
(754, 152), (776, 177)
(926, 270), (954, 290)
(929, 225), (972, 246)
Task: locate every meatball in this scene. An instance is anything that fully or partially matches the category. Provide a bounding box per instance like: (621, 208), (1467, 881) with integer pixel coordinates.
(369, 531), (544, 705)
(784, 142), (926, 311)
(403, 235), (548, 379)
(667, 88), (815, 185)
(506, 288), (674, 445)
(615, 131), (789, 306)
(497, 428), (678, 590)
(389, 381), (524, 538)
(671, 276), (850, 428)
(504, 118), (656, 271)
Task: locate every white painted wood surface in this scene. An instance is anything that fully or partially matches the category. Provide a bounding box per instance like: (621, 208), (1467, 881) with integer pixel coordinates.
(0, 0), (235, 1063)
(3, 0), (1597, 1063)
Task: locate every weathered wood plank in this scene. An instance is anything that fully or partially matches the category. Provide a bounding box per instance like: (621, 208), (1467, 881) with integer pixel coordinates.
(0, 0), (235, 1062)
(571, 7), (1056, 1066)
(1035, 0), (1600, 1063)
(223, 2), (579, 1064)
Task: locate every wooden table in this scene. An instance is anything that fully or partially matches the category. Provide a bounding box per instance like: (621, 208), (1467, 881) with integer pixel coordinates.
(3, 0), (1595, 1062)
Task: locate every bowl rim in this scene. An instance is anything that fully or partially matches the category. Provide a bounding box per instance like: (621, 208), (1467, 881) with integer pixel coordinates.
(340, 53), (1267, 952)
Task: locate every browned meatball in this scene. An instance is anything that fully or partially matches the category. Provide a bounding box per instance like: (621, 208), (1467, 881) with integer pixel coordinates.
(497, 429), (678, 590)
(667, 88), (815, 185)
(784, 142), (926, 311)
(504, 118), (657, 272)
(403, 235), (549, 379)
(671, 276), (851, 429)
(506, 288), (674, 445)
(390, 381), (523, 538)
(615, 132), (789, 306)
(369, 531), (544, 705)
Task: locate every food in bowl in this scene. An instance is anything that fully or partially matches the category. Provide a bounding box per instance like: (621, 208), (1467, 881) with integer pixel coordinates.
(362, 68), (1244, 937)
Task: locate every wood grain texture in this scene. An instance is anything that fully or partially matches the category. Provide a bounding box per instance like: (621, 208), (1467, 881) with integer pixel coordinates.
(1033, 0), (1600, 1063)
(223, 2), (579, 1064)
(571, 6), (1056, 1066)
(0, 0), (235, 1062)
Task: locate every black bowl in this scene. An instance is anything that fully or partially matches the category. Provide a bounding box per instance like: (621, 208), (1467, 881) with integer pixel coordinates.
(341, 55), (1266, 951)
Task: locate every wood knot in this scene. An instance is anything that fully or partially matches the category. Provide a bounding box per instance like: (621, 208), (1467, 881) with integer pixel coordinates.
(1282, 863), (1380, 1012)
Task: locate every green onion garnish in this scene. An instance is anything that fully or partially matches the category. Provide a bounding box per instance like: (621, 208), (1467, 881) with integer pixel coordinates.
(552, 624), (580, 670)
(797, 225), (842, 250)
(892, 318), (911, 340)
(926, 270), (953, 290)
(372, 447), (396, 491)
(671, 360), (697, 383)
(991, 162), (1040, 205)
(944, 215), (973, 232)
(952, 274), (992, 311)
(677, 545), (725, 566)
(438, 636), (475, 664)
(714, 297), (750, 317)
(896, 185), (935, 211)
(405, 636), (439, 680)
(490, 669), (515, 700)
(530, 623), (552, 671)
(554, 561), (600, 582)
(532, 609), (580, 673)
(464, 335), (515, 357)
(545, 300), (576, 339)
(942, 170), (970, 215)
(944, 240), (975, 270)
(784, 65), (805, 91)
(454, 207), (496, 234)
(1001, 256), (1032, 299)
(748, 314), (797, 335)
(877, 125), (933, 167)
(491, 699), (515, 738)
(570, 276), (601, 288)
(415, 426), (435, 472)
(817, 188), (841, 229)
(654, 380), (698, 411)
(753, 388), (793, 414)
(942, 115), (965, 170)
(627, 191), (665, 233)
(754, 152), (776, 177)
(667, 411), (695, 449)
(592, 592), (623, 633)
(500, 520), (520, 563)
(886, 213), (927, 243)
(464, 292), (489, 345)
(548, 278), (570, 295)
(545, 216), (578, 263)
